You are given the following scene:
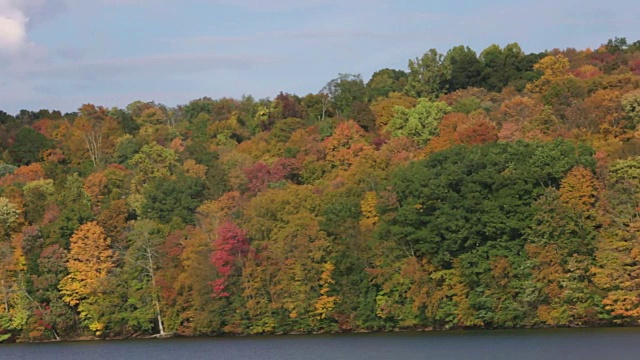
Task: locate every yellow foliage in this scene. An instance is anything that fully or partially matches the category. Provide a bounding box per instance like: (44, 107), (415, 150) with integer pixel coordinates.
(526, 55), (573, 93)
(183, 159), (207, 179)
(359, 191), (379, 232)
(59, 222), (114, 307)
(314, 262), (339, 320)
(559, 167), (598, 208)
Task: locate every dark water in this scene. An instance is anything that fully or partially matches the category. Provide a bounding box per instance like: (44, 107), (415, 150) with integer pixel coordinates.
(2, 328), (640, 360)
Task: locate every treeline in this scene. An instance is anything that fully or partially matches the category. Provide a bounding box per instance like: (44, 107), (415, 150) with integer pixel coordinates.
(0, 38), (639, 342)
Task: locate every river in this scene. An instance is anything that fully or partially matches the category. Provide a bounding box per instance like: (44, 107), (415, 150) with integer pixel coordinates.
(1, 328), (640, 360)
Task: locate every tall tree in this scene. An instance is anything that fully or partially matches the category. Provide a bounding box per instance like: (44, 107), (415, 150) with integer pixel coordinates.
(124, 220), (168, 336)
(322, 74), (367, 119)
(444, 45), (483, 92)
(366, 69), (408, 101)
(405, 48), (451, 99)
(59, 222), (115, 335)
(8, 127), (52, 166)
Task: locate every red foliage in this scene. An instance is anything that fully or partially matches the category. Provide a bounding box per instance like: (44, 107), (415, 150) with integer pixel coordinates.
(629, 56), (640, 76)
(243, 158), (299, 194)
(455, 118), (499, 145)
(273, 92), (304, 119)
(572, 65), (603, 80)
(210, 221), (249, 297)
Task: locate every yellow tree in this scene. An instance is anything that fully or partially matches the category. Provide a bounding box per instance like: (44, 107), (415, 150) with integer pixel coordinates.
(526, 54), (573, 94)
(0, 197), (20, 314)
(59, 222), (115, 334)
(71, 104), (122, 168)
(592, 157), (640, 323)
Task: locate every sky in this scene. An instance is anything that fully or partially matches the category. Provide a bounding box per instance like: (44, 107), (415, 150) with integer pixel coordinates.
(0, 0), (638, 114)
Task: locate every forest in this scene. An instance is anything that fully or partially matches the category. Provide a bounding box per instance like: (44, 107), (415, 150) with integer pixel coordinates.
(0, 37), (639, 342)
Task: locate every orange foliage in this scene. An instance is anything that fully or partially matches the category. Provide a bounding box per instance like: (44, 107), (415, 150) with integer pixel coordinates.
(83, 172), (109, 207)
(323, 120), (372, 170)
(425, 113), (497, 155)
(454, 115), (498, 145)
(371, 92), (416, 130)
(0, 163), (45, 186)
(559, 166), (599, 215)
(495, 96), (543, 125)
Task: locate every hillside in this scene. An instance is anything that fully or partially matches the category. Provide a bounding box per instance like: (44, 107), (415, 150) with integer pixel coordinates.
(0, 38), (639, 342)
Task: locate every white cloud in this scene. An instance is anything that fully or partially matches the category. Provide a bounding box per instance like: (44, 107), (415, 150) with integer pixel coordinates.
(0, 0), (66, 53)
(0, 0), (28, 52)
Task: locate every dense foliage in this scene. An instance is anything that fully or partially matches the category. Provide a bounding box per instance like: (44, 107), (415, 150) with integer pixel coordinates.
(0, 38), (639, 342)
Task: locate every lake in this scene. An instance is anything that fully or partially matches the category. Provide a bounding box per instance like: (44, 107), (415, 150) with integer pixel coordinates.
(2, 328), (640, 360)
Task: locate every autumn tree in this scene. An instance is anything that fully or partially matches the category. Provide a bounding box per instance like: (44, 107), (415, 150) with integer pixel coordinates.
(71, 104), (123, 168)
(59, 222), (115, 335)
(210, 221), (249, 298)
(592, 157), (640, 323)
(371, 93), (417, 131)
(526, 55), (573, 94)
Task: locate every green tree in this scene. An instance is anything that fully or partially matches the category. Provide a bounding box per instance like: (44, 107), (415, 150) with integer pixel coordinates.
(8, 127), (52, 165)
(366, 69), (408, 101)
(322, 74), (367, 119)
(122, 220), (168, 335)
(45, 174), (93, 248)
(444, 45), (483, 92)
(478, 43), (538, 92)
(381, 140), (595, 267)
(405, 48), (451, 99)
(23, 179), (55, 225)
(386, 99), (450, 145)
(142, 173), (204, 224)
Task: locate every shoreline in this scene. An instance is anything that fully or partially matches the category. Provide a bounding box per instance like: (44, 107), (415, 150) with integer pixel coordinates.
(9, 324), (640, 344)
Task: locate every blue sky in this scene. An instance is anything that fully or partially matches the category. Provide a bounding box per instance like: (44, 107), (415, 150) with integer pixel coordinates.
(0, 0), (638, 114)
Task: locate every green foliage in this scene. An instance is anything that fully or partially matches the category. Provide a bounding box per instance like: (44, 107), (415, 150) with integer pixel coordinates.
(23, 179), (54, 224)
(366, 69), (408, 101)
(115, 135), (142, 165)
(0, 197), (20, 235)
(8, 127), (53, 165)
(0, 164), (17, 177)
(142, 173), (204, 224)
(445, 46), (483, 92)
(382, 140), (595, 267)
(322, 74), (367, 119)
(386, 99), (450, 145)
(45, 173), (93, 248)
(2, 38), (640, 340)
(405, 48), (451, 99)
(477, 43), (543, 92)
(621, 90), (640, 128)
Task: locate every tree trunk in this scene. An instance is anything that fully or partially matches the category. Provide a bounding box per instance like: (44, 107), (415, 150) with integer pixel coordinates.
(147, 249), (165, 335)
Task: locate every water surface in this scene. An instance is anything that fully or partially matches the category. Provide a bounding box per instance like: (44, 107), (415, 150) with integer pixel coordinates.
(2, 327), (640, 360)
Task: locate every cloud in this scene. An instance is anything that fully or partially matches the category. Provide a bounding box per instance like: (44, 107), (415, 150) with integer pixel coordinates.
(0, 0), (28, 52)
(23, 52), (278, 80)
(0, 0), (66, 53)
(206, 0), (380, 12)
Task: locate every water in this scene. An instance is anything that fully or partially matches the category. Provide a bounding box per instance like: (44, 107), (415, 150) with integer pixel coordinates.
(1, 328), (640, 360)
